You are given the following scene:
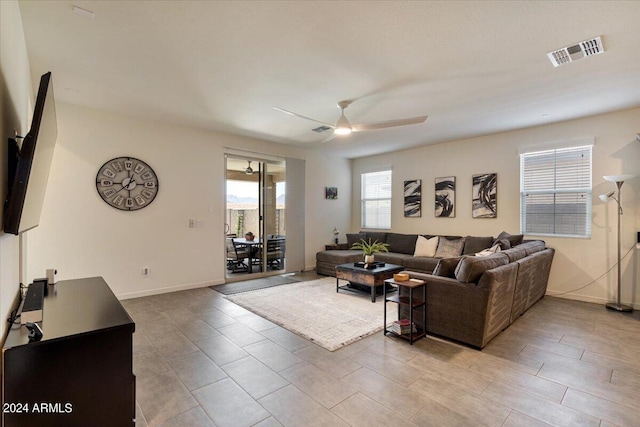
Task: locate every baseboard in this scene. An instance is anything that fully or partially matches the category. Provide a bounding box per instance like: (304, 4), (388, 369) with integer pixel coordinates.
(117, 279), (224, 300)
(547, 291), (640, 309)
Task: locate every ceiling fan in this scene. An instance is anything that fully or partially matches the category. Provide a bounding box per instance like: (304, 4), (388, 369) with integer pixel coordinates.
(273, 100), (428, 143)
(245, 161), (254, 175)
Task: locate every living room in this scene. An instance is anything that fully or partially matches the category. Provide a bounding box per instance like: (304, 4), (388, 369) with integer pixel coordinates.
(2, 1), (640, 426)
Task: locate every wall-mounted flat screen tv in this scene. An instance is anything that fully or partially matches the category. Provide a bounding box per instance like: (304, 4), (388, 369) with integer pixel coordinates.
(3, 72), (58, 235)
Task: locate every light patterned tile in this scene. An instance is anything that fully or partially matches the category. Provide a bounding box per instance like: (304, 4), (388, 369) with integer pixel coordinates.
(348, 347), (423, 386)
(243, 339), (304, 372)
(194, 378), (270, 427)
(216, 322), (267, 347)
(341, 367), (426, 419)
(331, 392), (419, 426)
(294, 344), (361, 379)
(409, 377), (511, 426)
(221, 356), (289, 400)
(501, 411), (552, 427)
(482, 381), (600, 427)
(136, 371), (199, 426)
(562, 388), (640, 427)
(280, 361), (357, 409)
(195, 334), (248, 366)
(156, 406), (215, 427)
(166, 350), (227, 391)
(258, 384), (349, 426)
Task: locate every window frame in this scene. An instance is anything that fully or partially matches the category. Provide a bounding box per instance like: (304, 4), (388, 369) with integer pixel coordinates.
(360, 169), (392, 230)
(519, 144), (592, 238)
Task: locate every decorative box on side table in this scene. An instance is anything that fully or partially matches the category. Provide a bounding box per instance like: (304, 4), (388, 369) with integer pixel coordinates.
(383, 278), (427, 344)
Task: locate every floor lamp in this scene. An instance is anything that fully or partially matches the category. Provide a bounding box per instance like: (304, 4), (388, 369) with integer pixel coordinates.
(599, 174), (635, 312)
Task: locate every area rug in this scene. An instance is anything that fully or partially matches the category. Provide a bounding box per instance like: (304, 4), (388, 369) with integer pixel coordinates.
(211, 275), (299, 295)
(225, 277), (384, 351)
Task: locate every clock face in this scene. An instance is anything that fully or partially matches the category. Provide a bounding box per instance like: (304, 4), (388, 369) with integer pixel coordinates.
(96, 157), (159, 211)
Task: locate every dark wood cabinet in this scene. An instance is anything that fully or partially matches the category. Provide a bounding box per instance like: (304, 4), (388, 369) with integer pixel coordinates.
(2, 277), (135, 427)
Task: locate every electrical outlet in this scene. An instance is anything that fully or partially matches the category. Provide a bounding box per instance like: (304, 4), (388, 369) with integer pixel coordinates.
(196, 220), (205, 228)
(188, 219), (194, 228)
(142, 267), (149, 277)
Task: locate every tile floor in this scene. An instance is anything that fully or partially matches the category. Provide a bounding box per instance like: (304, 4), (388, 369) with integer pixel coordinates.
(123, 273), (640, 426)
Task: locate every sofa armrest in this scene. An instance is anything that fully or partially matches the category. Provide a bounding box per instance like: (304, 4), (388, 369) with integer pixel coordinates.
(401, 266), (517, 348)
(476, 263), (518, 347)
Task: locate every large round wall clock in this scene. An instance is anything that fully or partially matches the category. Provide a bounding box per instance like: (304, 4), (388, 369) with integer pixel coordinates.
(96, 157), (159, 211)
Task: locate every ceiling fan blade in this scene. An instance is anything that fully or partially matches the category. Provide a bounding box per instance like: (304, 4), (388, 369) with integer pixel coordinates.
(272, 107), (335, 128)
(321, 132), (338, 143)
(351, 115), (428, 132)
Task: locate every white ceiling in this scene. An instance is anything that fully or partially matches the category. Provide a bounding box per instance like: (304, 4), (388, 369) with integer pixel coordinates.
(18, 1), (640, 159)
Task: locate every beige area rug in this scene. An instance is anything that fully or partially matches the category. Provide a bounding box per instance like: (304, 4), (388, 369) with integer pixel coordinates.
(225, 277), (384, 351)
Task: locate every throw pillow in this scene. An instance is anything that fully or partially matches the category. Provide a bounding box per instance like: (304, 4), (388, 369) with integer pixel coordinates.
(475, 244), (502, 257)
(494, 231), (523, 247)
(496, 238), (511, 250)
(413, 235), (439, 257)
(346, 233), (364, 247)
(462, 236), (494, 255)
(432, 256), (463, 278)
(435, 237), (465, 258)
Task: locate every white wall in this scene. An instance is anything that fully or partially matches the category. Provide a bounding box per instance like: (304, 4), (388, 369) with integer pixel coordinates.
(25, 103), (351, 298)
(0, 1), (33, 338)
(352, 108), (640, 307)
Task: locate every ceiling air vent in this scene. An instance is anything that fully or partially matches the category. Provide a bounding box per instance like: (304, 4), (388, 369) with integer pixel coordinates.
(312, 125), (331, 133)
(547, 36), (604, 67)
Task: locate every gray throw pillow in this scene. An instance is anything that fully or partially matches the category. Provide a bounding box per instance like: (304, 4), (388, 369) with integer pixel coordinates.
(432, 256), (463, 278)
(435, 237), (465, 258)
(496, 238), (511, 250)
(494, 231), (523, 247)
(462, 236), (495, 255)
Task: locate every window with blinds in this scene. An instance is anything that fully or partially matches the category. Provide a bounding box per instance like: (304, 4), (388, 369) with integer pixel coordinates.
(520, 145), (592, 237)
(361, 170), (392, 229)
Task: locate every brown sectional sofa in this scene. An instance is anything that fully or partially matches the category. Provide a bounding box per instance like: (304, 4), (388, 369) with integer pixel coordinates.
(315, 232), (554, 349)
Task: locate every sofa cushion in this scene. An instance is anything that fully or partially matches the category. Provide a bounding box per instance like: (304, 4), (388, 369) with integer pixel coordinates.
(501, 246), (528, 262)
(364, 232), (388, 244)
(433, 256), (463, 278)
(375, 252), (414, 265)
(454, 253), (508, 283)
(346, 233), (365, 247)
(462, 236), (494, 255)
(520, 240), (546, 255)
(386, 233), (418, 255)
(414, 235), (439, 257)
(494, 231), (524, 247)
(435, 237), (465, 258)
(316, 250), (363, 265)
(402, 256), (440, 273)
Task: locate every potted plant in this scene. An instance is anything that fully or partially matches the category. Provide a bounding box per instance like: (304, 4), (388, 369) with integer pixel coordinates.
(245, 231), (255, 241)
(351, 238), (390, 264)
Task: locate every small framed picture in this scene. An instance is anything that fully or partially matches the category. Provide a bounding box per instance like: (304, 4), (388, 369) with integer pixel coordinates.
(325, 187), (338, 199)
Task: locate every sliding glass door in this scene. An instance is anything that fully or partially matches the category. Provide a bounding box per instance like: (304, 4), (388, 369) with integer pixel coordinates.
(225, 155), (286, 280)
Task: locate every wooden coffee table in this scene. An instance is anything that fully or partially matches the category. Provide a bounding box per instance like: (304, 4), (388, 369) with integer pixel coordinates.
(335, 262), (404, 302)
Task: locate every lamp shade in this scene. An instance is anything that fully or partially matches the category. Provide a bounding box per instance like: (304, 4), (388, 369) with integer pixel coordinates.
(599, 192), (614, 202)
(603, 174), (635, 183)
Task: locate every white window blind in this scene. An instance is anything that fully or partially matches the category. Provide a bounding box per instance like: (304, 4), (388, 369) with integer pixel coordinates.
(520, 145), (592, 237)
(361, 170), (392, 229)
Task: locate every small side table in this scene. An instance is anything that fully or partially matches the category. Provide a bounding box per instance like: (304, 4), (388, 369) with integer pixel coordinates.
(325, 243), (349, 250)
(383, 278), (426, 344)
